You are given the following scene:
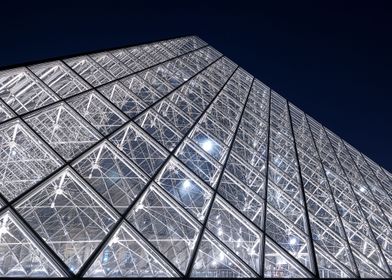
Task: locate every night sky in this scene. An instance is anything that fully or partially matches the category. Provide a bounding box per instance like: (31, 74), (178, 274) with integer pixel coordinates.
(1, 1), (391, 171)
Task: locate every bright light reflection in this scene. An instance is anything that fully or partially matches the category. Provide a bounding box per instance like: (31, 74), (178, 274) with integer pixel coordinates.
(289, 237), (297, 245)
(201, 139), (214, 152)
(183, 179), (192, 188)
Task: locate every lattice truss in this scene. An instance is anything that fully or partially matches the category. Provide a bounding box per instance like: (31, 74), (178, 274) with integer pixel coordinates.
(0, 35), (391, 278)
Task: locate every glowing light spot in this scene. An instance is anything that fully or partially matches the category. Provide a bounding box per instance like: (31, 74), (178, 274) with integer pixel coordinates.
(289, 238), (297, 245)
(218, 228), (223, 236)
(183, 179), (191, 188)
(201, 139), (214, 152)
(219, 252), (225, 261)
(0, 226), (8, 235)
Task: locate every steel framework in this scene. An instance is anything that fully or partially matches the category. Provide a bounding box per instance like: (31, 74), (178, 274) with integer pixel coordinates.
(0, 35), (391, 278)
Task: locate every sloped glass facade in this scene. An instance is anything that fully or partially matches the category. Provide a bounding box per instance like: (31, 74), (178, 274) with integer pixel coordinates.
(0, 35), (391, 278)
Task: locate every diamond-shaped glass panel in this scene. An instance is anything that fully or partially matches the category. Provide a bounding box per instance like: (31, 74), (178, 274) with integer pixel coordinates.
(65, 56), (113, 87)
(0, 68), (59, 114)
(98, 81), (147, 118)
(15, 168), (118, 273)
(0, 211), (64, 277)
(0, 120), (62, 201)
(72, 141), (148, 213)
(191, 231), (257, 278)
(67, 90), (128, 135)
(24, 103), (101, 160)
(127, 184), (199, 273)
(85, 222), (178, 277)
(110, 122), (169, 177)
(29, 61), (90, 98)
(155, 157), (213, 221)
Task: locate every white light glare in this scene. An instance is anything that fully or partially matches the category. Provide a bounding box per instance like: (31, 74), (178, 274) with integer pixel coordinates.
(289, 237), (297, 245)
(183, 179), (192, 188)
(201, 139), (214, 152)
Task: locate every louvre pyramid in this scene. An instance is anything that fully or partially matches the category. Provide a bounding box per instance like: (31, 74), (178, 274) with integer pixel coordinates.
(0, 35), (391, 278)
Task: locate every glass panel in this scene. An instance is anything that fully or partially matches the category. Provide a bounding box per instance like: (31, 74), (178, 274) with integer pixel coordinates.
(0, 210), (64, 277)
(0, 68), (59, 114)
(127, 184), (199, 273)
(110, 122), (169, 177)
(72, 141), (148, 213)
(67, 90), (128, 135)
(0, 120), (62, 201)
(0, 99), (15, 122)
(264, 237), (310, 278)
(64, 56), (113, 87)
(156, 157), (213, 221)
(97, 81), (147, 118)
(90, 52), (131, 79)
(29, 61), (90, 98)
(191, 231), (257, 278)
(24, 103), (101, 161)
(207, 197), (262, 273)
(85, 222), (178, 277)
(136, 110), (183, 151)
(15, 168), (118, 273)
(175, 139), (222, 188)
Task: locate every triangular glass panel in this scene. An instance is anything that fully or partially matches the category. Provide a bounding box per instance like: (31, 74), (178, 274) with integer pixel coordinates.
(206, 196), (262, 273)
(191, 231), (257, 278)
(66, 90), (128, 135)
(24, 102), (101, 161)
(0, 68), (59, 114)
(264, 236), (311, 278)
(110, 122), (169, 177)
(0, 120), (62, 201)
(29, 61), (90, 98)
(155, 156), (213, 221)
(97, 81), (147, 118)
(0, 210), (64, 277)
(72, 141), (149, 213)
(84, 222), (178, 277)
(127, 184), (199, 273)
(15, 168), (118, 272)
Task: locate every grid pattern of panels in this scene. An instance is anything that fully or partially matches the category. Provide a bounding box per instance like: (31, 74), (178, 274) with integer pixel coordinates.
(0, 35), (391, 278)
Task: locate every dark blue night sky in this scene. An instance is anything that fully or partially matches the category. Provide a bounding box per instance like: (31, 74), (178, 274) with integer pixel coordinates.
(1, 0), (391, 171)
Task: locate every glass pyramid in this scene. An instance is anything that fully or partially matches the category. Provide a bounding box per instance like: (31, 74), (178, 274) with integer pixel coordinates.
(0, 35), (391, 278)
